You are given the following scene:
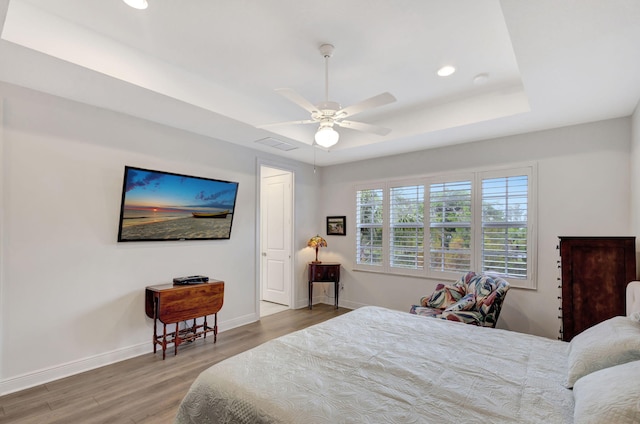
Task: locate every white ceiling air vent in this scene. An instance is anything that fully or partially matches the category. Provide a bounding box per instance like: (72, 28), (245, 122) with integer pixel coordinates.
(255, 137), (298, 151)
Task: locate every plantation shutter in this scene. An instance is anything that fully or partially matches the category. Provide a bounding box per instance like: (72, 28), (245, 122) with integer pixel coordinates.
(389, 185), (424, 269)
(356, 188), (384, 266)
(481, 175), (528, 277)
(429, 180), (472, 272)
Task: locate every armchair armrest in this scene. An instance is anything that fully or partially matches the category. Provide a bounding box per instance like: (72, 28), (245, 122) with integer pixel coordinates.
(440, 310), (484, 326)
(410, 306), (443, 318)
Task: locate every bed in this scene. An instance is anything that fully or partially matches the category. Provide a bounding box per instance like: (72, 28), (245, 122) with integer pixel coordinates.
(175, 282), (640, 424)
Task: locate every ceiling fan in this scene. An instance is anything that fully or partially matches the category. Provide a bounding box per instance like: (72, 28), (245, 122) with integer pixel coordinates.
(260, 44), (396, 148)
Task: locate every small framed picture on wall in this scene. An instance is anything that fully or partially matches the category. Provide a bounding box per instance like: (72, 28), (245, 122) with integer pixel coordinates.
(327, 216), (346, 236)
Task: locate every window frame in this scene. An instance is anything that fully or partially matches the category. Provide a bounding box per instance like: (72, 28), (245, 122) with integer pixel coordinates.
(353, 164), (537, 289)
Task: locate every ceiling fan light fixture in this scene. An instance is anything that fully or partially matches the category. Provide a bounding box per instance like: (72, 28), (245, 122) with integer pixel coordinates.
(262, 43), (396, 146)
(315, 126), (339, 148)
(123, 0), (148, 9)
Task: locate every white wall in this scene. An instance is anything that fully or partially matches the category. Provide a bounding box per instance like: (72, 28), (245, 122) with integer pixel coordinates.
(319, 118), (632, 339)
(0, 82), (320, 394)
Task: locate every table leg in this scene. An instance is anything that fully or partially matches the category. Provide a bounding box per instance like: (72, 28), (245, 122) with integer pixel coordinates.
(162, 324), (167, 360)
(153, 317), (158, 353)
(203, 315), (208, 339)
(308, 281), (313, 310)
(174, 323), (179, 356)
(153, 300), (158, 353)
(214, 313), (218, 343)
(335, 281), (339, 309)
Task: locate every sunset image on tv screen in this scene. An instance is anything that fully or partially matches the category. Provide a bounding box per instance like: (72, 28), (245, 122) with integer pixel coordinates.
(117, 167), (239, 241)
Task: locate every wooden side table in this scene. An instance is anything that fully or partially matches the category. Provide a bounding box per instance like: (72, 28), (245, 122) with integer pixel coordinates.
(145, 281), (224, 359)
(308, 262), (341, 310)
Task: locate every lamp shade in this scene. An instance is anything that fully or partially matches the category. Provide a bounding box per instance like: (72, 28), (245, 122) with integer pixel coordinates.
(307, 235), (328, 248)
(314, 126), (339, 148)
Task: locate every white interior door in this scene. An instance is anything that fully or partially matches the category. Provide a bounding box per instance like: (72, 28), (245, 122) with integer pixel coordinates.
(261, 169), (292, 306)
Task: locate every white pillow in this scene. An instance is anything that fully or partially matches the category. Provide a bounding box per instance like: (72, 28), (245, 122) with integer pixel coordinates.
(629, 311), (640, 323)
(566, 316), (640, 388)
(573, 360), (640, 424)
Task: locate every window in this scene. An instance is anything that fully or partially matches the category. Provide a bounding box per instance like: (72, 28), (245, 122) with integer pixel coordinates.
(429, 180), (472, 273)
(481, 174), (529, 278)
(390, 184), (424, 270)
(356, 188), (383, 267)
(354, 165), (536, 288)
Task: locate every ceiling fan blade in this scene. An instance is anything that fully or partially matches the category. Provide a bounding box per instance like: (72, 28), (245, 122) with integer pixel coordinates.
(336, 120), (391, 136)
(338, 92), (396, 118)
(257, 119), (316, 129)
(275, 88), (318, 114)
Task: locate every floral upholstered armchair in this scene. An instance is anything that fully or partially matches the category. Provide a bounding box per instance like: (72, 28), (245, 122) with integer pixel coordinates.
(410, 271), (510, 328)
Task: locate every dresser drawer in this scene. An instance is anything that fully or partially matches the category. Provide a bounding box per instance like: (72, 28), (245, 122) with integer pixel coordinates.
(308, 264), (340, 282)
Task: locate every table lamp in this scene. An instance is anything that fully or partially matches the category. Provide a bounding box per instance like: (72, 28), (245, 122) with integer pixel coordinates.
(307, 235), (328, 264)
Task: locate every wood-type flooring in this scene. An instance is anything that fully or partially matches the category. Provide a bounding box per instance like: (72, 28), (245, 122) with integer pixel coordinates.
(0, 304), (350, 423)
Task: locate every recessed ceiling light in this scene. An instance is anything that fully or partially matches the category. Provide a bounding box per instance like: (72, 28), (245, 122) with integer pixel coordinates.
(437, 65), (456, 77)
(123, 0), (148, 9)
(473, 73), (489, 85)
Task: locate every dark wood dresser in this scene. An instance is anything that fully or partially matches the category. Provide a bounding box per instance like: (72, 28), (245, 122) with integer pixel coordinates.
(145, 281), (224, 358)
(559, 236), (636, 341)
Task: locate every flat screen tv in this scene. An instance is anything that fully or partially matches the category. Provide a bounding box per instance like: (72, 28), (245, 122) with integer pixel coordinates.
(117, 166), (239, 242)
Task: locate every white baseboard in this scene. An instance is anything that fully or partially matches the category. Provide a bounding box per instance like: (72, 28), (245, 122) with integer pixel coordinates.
(0, 313), (259, 397)
(218, 312), (258, 331)
(301, 296), (360, 311)
(333, 299), (362, 310)
(0, 342), (150, 396)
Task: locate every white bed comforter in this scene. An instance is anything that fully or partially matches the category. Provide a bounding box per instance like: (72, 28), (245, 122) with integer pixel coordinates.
(175, 306), (573, 424)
